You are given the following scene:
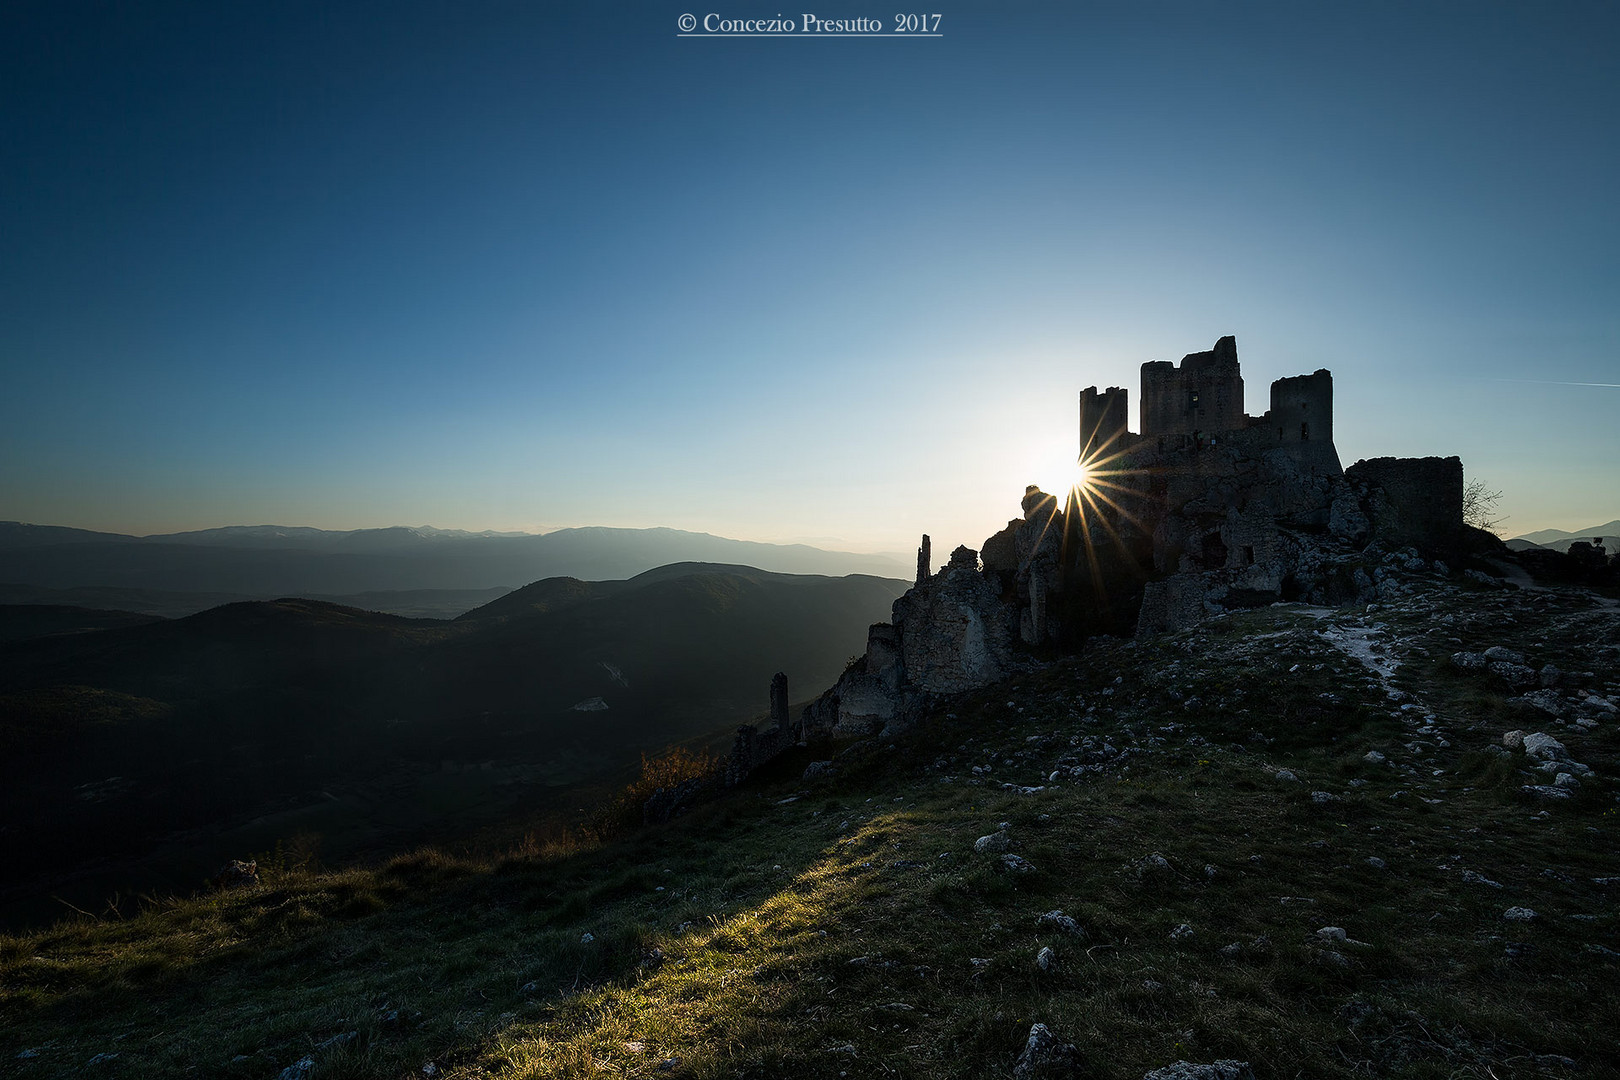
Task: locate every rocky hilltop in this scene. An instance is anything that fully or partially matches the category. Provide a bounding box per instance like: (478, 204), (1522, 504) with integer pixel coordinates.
(4, 545), (1616, 1079)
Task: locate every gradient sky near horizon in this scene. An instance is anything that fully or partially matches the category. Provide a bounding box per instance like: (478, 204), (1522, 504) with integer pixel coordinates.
(3, 1), (1617, 558)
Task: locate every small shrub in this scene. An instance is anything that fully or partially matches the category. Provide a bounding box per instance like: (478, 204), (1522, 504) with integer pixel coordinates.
(589, 745), (721, 840)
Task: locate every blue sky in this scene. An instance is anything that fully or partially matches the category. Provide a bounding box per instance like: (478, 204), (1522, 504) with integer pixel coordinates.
(2, 1), (1616, 555)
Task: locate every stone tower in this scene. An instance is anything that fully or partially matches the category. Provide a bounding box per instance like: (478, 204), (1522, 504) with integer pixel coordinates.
(1078, 386), (1129, 462)
(1139, 335), (1244, 437)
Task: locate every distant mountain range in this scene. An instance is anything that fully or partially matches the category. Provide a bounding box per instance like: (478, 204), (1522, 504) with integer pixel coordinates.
(0, 522), (911, 615)
(0, 561), (908, 927)
(1507, 520), (1620, 553)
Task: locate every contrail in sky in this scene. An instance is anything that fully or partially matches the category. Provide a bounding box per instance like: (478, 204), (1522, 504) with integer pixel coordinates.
(1487, 378), (1620, 389)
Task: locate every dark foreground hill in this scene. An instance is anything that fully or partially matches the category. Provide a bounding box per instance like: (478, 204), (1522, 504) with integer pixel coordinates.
(0, 604), (163, 643)
(1, 566), (1616, 1078)
(0, 564), (907, 930)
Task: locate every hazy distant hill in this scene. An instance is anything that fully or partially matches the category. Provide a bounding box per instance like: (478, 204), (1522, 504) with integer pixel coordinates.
(0, 522), (138, 550)
(0, 521), (910, 598)
(0, 562), (907, 926)
(1509, 520), (1620, 553)
(0, 583), (513, 620)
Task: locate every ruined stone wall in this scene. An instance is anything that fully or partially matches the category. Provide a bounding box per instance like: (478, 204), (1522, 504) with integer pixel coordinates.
(895, 546), (1013, 694)
(725, 722), (796, 786)
(725, 671), (799, 786)
(1139, 336), (1245, 437)
(1345, 456), (1464, 551)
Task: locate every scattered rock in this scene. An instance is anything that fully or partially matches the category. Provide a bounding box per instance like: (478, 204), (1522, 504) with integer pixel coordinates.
(1522, 732), (1568, 761)
(1135, 853), (1174, 878)
(802, 761), (837, 780)
(1310, 790), (1339, 804)
(1012, 1023), (1083, 1079)
(999, 854), (1036, 874)
(1519, 690), (1564, 717)
(1460, 870), (1503, 888)
(1141, 1062), (1255, 1080)
(1362, 750), (1386, 765)
(975, 832), (1013, 854)
(580, 932), (596, 943)
(1365, 856), (1387, 869)
(1036, 945), (1058, 971)
(1491, 662), (1539, 689)
(1483, 646), (1525, 664)
(1502, 730), (1526, 750)
(1036, 910), (1086, 938)
(1502, 907), (1539, 922)
(1170, 923), (1194, 941)
(1275, 769), (1300, 783)
(278, 1058), (315, 1080)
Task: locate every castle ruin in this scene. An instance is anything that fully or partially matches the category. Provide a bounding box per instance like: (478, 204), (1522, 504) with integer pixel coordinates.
(730, 335), (1477, 776)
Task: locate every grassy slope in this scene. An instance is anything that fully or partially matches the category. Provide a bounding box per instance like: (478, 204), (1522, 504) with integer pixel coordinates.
(3, 577), (1617, 1079)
